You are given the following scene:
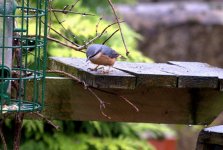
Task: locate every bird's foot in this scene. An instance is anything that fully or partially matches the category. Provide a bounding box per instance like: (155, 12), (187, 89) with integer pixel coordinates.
(97, 66), (105, 70)
(101, 66), (111, 74)
(87, 65), (100, 72)
(87, 66), (105, 72)
(87, 68), (97, 71)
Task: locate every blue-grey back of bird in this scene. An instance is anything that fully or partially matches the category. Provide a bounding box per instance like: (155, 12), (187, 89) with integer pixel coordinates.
(100, 45), (119, 58)
(87, 44), (119, 59)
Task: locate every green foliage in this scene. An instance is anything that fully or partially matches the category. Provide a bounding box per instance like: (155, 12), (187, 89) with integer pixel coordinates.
(22, 120), (44, 140)
(19, 120), (155, 150)
(48, 0), (153, 63)
(16, 120), (177, 150)
(81, 122), (137, 138)
(80, 0), (136, 13)
(21, 133), (154, 150)
(53, 0), (136, 11)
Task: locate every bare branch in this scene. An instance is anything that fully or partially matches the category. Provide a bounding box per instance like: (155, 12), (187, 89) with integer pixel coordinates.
(102, 29), (119, 45)
(45, 21), (80, 47)
(47, 70), (111, 119)
(33, 112), (60, 130)
(0, 118), (7, 150)
(40, 9), (124, 51)
(119, 96), (139, 112)
(46, 70), (82, 83)
(47, 36), (85, 52)
(50, 9), (95, 16)
(47, 70), (139, 118)
(92, 88), (139, 112)
(70, 0), (80, 11)
(24, 8), (94, 16)
(0, 132), (7, 150)
(13, 113), (24, 150)
(63, 5), (69, 14)
(88, 88), (111, 119)
(78, 21), (125, 49)
(28, 35), (84, 52)
(49, 4), (113, 50)
(96, 17), (103, 36)
(50, 4), (77, 42)
(107, 0), (129, 56)
(52, 10), (68, 33)
(0, 114), (11, 150)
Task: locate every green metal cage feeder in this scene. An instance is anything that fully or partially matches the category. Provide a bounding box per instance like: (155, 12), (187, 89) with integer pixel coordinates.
(0, 0), (48, 113)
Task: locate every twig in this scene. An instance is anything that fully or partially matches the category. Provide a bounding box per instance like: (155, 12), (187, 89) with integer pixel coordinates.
(47, 70), (111, 119)
(24, 8), (94, 16)
(63, 5), (69, 14)
(48, 3), (81, 46)
(27, 34), (84, 52)
(52, 10), (68, 33)
(119, 95), (139, 112)
(96, 17), (103, 36)
(69, 0), (80, 11)
(0, 130), (7, 150)
(102, 29), (119, 45)
(0, 129), (7, 150)
(13, 113), (24, 150)
(78, 21), (125, 49)
(50, 4), (76, 41)
(32, 112), (60, 130)
(42, 21), (124, 51)
(47, 70), (139, 118)
(50, 9), (95, 16)
(0, 118), (7, 150)
(47, 36), (84, 52)
(88, 88), (111, 119)
(43, 20), (80, 47)
(50, 3), (94, 43)
(47, 36), (78, 50)
(46, 70), (82, 83)
(107, 0), (129, 56)
(39, 17), (124, 51)
(92, 88), (139, 112)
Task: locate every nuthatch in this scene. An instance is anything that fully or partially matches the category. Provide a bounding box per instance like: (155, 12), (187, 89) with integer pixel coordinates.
(86, 44), (120, 73)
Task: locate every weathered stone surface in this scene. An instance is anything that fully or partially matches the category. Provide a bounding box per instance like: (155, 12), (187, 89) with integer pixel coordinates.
(117, 2), (223, 67)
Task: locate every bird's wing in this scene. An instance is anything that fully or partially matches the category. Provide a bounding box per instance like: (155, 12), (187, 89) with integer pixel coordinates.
(101, 45), (119, 58)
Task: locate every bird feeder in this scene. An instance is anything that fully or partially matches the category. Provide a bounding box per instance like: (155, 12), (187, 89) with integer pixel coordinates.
(0, 0), (48, 113)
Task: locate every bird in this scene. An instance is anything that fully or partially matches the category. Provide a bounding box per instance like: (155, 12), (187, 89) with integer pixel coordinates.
(86, 44), (120, 73)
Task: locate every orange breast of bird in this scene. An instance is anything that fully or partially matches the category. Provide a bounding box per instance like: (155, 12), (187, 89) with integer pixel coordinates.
(90, 53), (116, 66)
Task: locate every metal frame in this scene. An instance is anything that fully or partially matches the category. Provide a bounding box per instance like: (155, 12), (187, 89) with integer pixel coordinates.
(0, 0), (48, 113)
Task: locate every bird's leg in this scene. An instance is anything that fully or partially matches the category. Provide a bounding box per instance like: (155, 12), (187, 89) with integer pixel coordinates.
(102, 66), (111, 74)
(87, 65), (100, 71)
(97, 66), (105, 70)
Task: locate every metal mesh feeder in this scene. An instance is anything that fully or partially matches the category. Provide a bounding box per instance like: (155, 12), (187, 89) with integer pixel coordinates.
(0, 0), (48, 114)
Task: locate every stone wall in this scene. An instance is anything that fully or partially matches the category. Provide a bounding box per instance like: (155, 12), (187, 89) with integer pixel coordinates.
(118, 2), (223, 67)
